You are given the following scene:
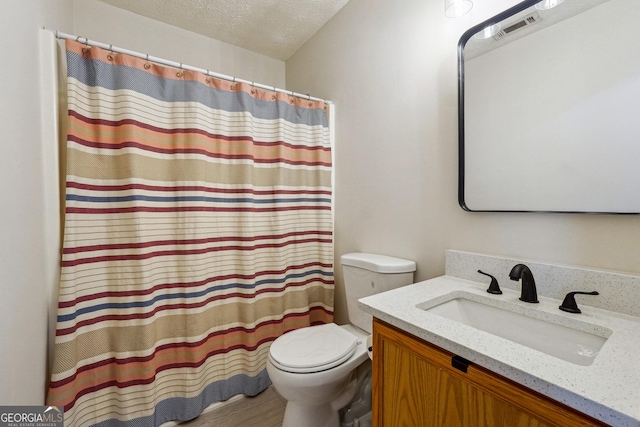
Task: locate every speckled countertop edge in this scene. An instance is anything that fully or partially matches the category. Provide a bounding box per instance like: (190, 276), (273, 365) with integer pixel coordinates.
(358, 276), (640, 427)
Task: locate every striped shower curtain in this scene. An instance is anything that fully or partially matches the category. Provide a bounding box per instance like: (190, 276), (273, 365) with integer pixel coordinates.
(46, 39), (334, 427)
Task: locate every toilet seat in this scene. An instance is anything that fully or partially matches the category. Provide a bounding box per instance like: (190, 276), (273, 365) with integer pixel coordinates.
(269, 323), (359, 373)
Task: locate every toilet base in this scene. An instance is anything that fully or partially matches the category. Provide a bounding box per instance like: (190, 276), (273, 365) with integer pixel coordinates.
(282, 402), (340, 427)
(280, 372), (358, 427)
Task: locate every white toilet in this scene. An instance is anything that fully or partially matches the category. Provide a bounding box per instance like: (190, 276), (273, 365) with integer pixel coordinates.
(266, 252), (416, 427)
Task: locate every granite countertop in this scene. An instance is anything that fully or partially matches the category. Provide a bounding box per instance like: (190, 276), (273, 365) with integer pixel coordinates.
(358, 275), (640, 427)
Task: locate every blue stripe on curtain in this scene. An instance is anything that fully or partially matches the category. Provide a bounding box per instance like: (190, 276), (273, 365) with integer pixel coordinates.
(66, 51), (328, 127)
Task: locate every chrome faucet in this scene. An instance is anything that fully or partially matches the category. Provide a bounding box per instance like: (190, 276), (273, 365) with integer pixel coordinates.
(509, 264), (539, 303)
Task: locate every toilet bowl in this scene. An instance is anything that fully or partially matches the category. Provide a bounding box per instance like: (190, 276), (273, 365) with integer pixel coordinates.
(267, 253), (416, 427)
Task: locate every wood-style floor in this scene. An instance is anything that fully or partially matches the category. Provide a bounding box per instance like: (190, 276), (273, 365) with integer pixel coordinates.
(180, 386), (286, 427)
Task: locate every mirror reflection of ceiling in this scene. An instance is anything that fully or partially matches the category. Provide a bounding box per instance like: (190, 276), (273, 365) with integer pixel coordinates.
(464, 0), (609, 60)
(97, 0), (350, 61)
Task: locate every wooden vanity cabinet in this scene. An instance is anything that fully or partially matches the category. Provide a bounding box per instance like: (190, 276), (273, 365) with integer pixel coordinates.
(372, 318), (610, 427)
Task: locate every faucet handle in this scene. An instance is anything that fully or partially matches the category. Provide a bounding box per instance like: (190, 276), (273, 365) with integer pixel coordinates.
(478, 270), (502, 295)
(559, 291), (599, 314)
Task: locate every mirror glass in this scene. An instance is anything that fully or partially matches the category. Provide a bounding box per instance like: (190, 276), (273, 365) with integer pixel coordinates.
(459, 0), (640, 213)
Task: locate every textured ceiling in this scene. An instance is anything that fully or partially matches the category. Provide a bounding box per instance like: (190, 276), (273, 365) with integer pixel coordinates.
(98, 0), (350, 60)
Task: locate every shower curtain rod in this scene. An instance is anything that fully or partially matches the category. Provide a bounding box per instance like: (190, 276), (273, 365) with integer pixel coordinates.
(44, 28), (331, 105)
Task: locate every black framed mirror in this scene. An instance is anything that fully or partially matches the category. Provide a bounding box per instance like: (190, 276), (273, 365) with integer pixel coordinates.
(458, 0), (640, 213)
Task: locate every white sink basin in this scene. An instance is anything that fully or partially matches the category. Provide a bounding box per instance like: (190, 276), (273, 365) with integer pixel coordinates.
(421, 294), (611, 366)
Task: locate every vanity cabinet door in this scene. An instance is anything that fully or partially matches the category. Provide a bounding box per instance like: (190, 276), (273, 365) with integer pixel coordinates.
(372, 318), (609, 427)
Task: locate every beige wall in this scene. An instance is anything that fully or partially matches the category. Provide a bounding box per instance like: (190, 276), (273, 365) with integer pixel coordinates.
(286, 0), (640, 324)
(0, 0), (73, 404)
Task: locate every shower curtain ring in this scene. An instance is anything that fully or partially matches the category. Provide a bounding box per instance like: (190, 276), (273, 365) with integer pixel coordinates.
(80, 36), (90, 53)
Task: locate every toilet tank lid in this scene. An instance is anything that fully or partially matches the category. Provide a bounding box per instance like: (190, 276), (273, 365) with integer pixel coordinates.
(340, 253), (416, 273)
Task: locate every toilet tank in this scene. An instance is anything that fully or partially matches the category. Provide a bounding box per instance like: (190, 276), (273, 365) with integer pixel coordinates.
(340, 253), (416, 333)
